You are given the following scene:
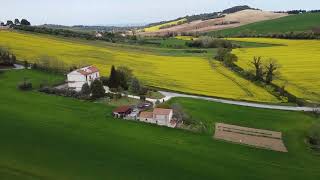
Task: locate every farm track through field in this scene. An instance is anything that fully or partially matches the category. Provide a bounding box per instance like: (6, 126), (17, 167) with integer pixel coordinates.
(209, 60), (254, 97)
(230, 38), (320, 103)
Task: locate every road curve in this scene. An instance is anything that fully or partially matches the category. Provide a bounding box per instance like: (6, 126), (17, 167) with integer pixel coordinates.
(159, 91), (319, 112)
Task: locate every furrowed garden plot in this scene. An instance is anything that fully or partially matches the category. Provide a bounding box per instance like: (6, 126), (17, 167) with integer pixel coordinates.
(229, 38), (320, 103)
(0, 31), (278, 102)
(214, 123), (288, 152)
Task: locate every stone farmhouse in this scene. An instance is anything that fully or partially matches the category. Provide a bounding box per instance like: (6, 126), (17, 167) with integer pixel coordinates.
(139, 108), (176, 128)
(67, 66), (100, 91)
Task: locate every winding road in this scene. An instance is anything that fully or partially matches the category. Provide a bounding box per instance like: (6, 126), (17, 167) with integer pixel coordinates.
(158, 91), (319, 112)
(4, 65), (316, 112)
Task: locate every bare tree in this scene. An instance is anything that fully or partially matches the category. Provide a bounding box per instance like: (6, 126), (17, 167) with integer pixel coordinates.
(251, 56), (264, 81)
(265, 59), (280, 84)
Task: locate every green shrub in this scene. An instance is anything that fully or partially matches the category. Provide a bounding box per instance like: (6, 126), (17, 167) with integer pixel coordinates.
(308, 122), (320, 150)
(17, 81), (32, 91)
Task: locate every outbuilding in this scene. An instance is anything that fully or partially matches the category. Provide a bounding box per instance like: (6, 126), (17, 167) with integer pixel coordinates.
(113, 106), (133, 118)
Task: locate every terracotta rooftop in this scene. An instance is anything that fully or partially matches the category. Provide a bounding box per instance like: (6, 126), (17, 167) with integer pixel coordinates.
(139, 111), (153, 119)
(153, 108), (172, 115)
(113, 106), (132, 113)
(77, 66), (99, 75)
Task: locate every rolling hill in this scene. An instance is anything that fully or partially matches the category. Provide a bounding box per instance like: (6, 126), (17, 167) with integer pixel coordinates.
(0, 30), (278, 103)
(209, 12), (320, 36)
(140, 10), (287, 36)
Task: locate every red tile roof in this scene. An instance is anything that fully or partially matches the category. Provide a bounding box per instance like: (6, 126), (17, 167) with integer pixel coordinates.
(113, 106), (132, 113)
(77, 66), (99, 75)
(153, 108), (172, 116)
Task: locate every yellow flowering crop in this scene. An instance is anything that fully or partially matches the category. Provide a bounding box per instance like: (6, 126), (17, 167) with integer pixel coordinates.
(230, 38), (320, 103)
(0, 31), (278, 102)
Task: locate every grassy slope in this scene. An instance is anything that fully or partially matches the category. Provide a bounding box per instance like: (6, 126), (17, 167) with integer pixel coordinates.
(0, 30), (278, 103)
(209, 13), (320, 36)
(0, 70), (319, 180)
(229, 38), (320, 103)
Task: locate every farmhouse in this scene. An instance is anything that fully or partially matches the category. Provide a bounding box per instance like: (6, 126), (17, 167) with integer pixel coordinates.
(139, 108), (176, 128)
(67, 66), (100, 91)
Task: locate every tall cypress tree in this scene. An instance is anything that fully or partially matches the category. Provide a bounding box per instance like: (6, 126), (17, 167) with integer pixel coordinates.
(108, 65), (119, 88)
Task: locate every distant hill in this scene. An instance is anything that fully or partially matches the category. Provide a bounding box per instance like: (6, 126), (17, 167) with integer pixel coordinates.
(208, 12), (320, 37)
(144, 5), (256, 28)
(140, 9), (287, 36)
(222, 5), (257, 14)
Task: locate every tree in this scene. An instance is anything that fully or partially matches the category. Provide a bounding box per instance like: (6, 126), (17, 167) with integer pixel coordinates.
(81, 83), (91, 96)
(265, 59), (279, 84)
(129, 77), (141, 95)
(308, 122), (320, 149)
(117, 66), (133, 90)
(11, 55), (16, 64)
(251, 56), (264, 81)
(90, 79), (105, 99)
(6, 20), (14, 26)
(215, 48), (230, 61)
(24, 61), (29, 69)
(20, 19), (31, 26)
(100, 76), (109, 86)
(108, 65), (119, 88)
(14, 19), (20, 25)
(223, 53), (238, 67)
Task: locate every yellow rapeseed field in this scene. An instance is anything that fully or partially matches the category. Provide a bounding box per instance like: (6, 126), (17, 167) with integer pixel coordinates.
(0, 31), (278, 102)
(144, 18), (187, 32)
(230, 38), (320, 103)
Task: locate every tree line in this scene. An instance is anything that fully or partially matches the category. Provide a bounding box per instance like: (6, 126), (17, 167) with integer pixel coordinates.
(0, 18), (30, 26)
(186, 37), (239, 49)
(0, 48), (16, 66)
(14, 25), (133, 43)
(214, 31), (320, 40)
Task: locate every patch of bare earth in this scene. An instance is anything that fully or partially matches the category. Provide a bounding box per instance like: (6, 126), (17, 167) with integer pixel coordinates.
(214, 123), (288, 152)
(140, 10), (288, 36)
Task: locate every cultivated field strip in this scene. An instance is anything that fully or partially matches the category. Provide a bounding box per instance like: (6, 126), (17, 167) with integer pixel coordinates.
(214, 123), (288, 152)
(0, 31), (278, 102)
(230, 38), (320, 103)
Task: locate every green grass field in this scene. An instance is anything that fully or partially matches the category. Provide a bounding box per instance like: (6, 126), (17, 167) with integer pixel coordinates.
(229, 38), (320, 103)
(0, 30), (278, 103)
(0, 70), (319, 180)
(209, 13), (320, 36)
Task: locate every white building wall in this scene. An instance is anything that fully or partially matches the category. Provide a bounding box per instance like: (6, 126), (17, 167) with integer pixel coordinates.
(139, 117), (155, 124)
(67, 71), (100, 92)
(154, 114), (168, 126)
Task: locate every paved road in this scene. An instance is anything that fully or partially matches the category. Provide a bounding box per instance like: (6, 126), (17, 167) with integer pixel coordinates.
(159, 91), (319, 112)
(0, 64), (25, 71)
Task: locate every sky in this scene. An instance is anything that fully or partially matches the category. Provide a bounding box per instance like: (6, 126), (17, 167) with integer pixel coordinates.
(0, 0), (319, 26)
